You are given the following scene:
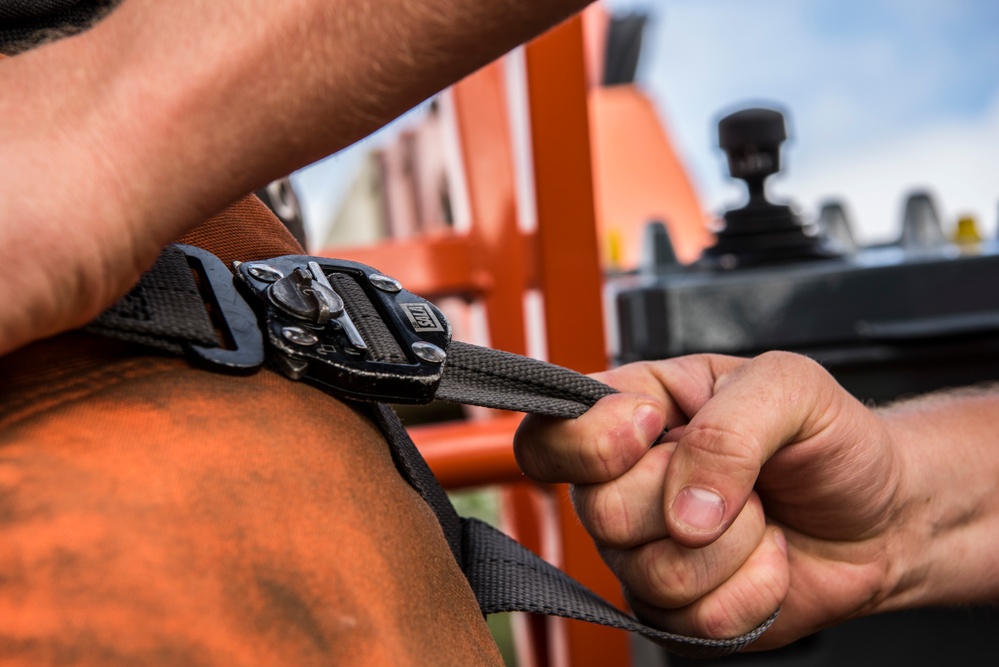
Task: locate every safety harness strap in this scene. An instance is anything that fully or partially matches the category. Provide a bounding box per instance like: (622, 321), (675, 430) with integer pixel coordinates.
(363, 403), (776, 658)
(87, 245), (219, 355)
(462, 518), (777, 658)
(88, 244), (776, 658)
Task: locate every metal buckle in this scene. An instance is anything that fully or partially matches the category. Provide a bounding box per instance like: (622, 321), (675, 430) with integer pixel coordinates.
(233, 254), (451, 404)
(174, 244), (266, 373)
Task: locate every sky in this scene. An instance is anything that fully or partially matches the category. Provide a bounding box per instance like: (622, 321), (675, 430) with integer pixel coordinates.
(603, 0), (999, 242)
(295, 0), (999, 245)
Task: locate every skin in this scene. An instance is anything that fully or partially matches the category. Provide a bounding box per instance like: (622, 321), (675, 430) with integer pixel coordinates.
(514, 351), (999, 649)
(0, 0), (592, 358)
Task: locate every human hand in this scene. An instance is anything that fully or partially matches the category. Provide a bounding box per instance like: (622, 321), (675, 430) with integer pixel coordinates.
(514, 352), (909, 649)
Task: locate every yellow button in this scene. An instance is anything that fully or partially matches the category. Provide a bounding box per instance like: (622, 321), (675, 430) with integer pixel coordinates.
(953, 215), (983, 244)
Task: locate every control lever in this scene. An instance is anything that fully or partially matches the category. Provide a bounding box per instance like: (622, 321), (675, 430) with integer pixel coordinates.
(699, 107), (839, 268)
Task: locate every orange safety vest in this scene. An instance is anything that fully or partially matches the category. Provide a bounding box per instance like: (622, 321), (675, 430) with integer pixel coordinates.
(0, 196), (503, 666)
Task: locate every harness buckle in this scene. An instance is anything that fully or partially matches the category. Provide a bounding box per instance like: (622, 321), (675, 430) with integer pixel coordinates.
(170, 244), (267, 373)
(234, 255), (451, 404)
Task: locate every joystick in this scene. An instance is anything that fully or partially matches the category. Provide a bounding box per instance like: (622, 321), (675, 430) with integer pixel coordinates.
(700, 107), (838, 267)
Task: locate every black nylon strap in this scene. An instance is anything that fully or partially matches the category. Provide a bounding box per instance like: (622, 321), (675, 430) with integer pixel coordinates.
(0, 0), (80, 18)
(438, 341), (618, 418)
(367, 404), (777, 659)
(88, 246), (775, 657)
(86, 245), (219, 355)
(369, 403), (465, 566)
(0, 0), (115, 54)
(327, 272), (409, 364)
(463, 518), (777, 658)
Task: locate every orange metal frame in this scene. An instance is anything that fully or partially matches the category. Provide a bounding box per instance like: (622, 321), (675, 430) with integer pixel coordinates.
(323, 17), (636, 667)
(521, 17), (632, 667)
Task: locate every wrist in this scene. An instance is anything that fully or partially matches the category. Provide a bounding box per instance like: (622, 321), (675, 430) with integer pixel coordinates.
(875, 389), (999, 611)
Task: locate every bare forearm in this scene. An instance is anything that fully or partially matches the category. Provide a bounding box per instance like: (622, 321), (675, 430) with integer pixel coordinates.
(39, 0), (589, 236)
(878, 385), (999, 610)
(0, 0), (590, 356)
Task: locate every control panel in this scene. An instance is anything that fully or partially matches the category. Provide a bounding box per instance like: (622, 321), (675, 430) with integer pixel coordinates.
(612, 107), (999, 402)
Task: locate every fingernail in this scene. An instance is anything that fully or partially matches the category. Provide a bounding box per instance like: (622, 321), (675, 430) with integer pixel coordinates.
(773, 528), (788, 555)
(672, 487), (725, 532)
(633, 404), (663, 447)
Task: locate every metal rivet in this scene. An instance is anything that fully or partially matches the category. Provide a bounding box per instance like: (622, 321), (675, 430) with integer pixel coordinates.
(282, 325), (319, 346)
(247, 264), (284, 282)
(369, 273), (402, 293)
(412, 341), (446, 364)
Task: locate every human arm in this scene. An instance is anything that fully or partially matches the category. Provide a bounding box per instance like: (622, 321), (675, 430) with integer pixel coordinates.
(513, 351), (999, 649)
(0, 0), (592, 357)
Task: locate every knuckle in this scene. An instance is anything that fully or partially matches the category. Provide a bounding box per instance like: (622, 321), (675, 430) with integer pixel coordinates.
(680, 422), (762, 475)
(581, 429), (634, 481)
(755, 349), (808, 369)
(581, 484), (636, 547)
(639, 546), (704, 608)
(756, 350), (824, 387)
(697, 555), (787, 639)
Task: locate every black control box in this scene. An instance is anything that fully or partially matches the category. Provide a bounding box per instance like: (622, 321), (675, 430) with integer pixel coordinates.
(612, 107), (999, 403)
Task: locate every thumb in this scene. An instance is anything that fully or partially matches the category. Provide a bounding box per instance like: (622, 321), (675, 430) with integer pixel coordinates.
(664, 351), (834, 547)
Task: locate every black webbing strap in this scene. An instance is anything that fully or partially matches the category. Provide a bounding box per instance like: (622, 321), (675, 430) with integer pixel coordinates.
(87, 245), (219, 355)
(0, 0), (116, 54)
(463, 518), (776, 658)
(88, 246), (776, 658)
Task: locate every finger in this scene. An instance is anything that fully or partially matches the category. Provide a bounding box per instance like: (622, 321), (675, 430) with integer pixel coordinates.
(514, 392), (667, 485)
(664, 351), (838, 547)
(571, 443), (675, 548)
(514, 361), (702, 485)
(629, 526), (789, 640)
(605, 493), (768, 610)
(660, 424), (687, 444)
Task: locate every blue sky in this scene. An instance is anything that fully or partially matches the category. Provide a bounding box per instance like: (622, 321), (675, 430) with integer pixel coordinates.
(605, 0), (999, 240)
(296, 0), (999, 245)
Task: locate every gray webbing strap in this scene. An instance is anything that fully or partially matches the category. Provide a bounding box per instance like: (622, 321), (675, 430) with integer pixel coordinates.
(364, 400), (777, 659)
(463, 518), (777, 658)
(439, 341), (618, 418)
(88, 246), (776, 657)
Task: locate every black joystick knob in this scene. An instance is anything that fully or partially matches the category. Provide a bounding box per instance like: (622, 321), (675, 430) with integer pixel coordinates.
(718, 108), (786, 203)
(700, 107), (839, 268)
